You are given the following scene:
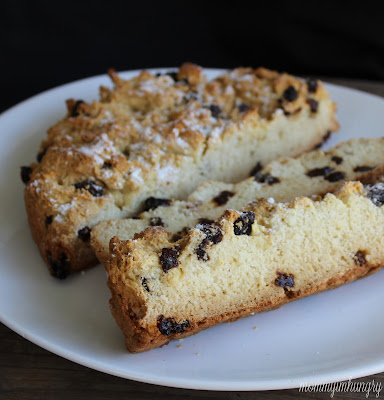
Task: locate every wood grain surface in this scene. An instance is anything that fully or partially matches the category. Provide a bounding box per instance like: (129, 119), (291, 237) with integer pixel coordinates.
(1, 79), (384, 400)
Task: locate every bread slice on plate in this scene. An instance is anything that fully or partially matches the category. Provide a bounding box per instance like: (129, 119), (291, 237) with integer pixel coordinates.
(21, 63), (338, 277)
(106, 174), (384, 352)
(91, 137), (384, 265)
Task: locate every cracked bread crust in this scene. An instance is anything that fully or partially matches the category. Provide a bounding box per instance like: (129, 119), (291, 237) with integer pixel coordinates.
(107, 179), (384, 352)
(22, 63), (338, 277)
(91, 138), (384, 265)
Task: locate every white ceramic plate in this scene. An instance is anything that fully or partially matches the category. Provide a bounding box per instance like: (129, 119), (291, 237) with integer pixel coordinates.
(1, 69), (384, 391)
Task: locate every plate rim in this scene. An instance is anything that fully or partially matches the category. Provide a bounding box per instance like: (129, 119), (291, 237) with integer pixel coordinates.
(1, 68), (384, 391)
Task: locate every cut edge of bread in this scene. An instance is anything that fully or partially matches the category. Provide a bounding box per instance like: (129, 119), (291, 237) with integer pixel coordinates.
(106, 175), (384, 352)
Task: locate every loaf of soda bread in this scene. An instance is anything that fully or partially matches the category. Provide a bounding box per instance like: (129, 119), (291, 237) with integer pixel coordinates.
(21, 63), (338, 278)
(91, 138), (384, 265)
(107, 176), (384, 352)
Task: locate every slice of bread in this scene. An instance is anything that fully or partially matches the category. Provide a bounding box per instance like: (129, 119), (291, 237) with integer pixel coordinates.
(22, 64), (338, 277)
(106, 176), (384, 352)
(92, 137), (384, 265)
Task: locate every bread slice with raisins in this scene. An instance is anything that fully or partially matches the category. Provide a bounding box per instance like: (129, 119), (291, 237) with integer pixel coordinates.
(91, 137), (384, 265)
(106, 177), (384, 352)
(22, 63), (338, 278)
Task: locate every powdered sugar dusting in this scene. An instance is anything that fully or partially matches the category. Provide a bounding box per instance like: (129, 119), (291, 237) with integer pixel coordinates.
(273, 108), (284, 117)
(99, 168), (114, 180)
(209, 126), (224, 139)
(175, 136), (189, 148)
(137, 79), (169, 96)
(76, 133), (116, 165)
(54, 214), (65, 223)
(157, 164), (175, 182)
(99, 110), (116, 125)
(53, 197), (78, 223)
(29, 180), (41, 193)
(129, 168), (143, 184)
(29, 66), (312, 240)
(237, 74), (254, 83)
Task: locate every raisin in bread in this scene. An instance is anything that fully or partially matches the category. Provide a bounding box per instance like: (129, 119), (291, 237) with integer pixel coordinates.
(107, 177), (384, 352)
(91, 137), (384, 265)
(21, 63), (338, 278)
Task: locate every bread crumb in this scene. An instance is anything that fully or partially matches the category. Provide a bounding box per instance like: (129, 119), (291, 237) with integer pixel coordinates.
(196, 352), (200, 356)
(177, 344), (182, 348)
(253, 326), (258, 330)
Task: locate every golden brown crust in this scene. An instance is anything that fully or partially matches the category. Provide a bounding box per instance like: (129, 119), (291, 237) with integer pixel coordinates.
(22, 64), (338, 277)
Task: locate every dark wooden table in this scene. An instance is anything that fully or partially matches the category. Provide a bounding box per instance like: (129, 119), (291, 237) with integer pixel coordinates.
(2, 79), (384, 400)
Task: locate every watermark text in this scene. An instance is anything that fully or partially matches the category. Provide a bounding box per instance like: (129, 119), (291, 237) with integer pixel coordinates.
(299, 378), (382, 398)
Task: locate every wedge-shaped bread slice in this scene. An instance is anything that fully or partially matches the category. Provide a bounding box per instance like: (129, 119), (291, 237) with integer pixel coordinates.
(107, 177), (384, 352)
(92, 137), (384, 264)
(22, 63), (338, 277)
